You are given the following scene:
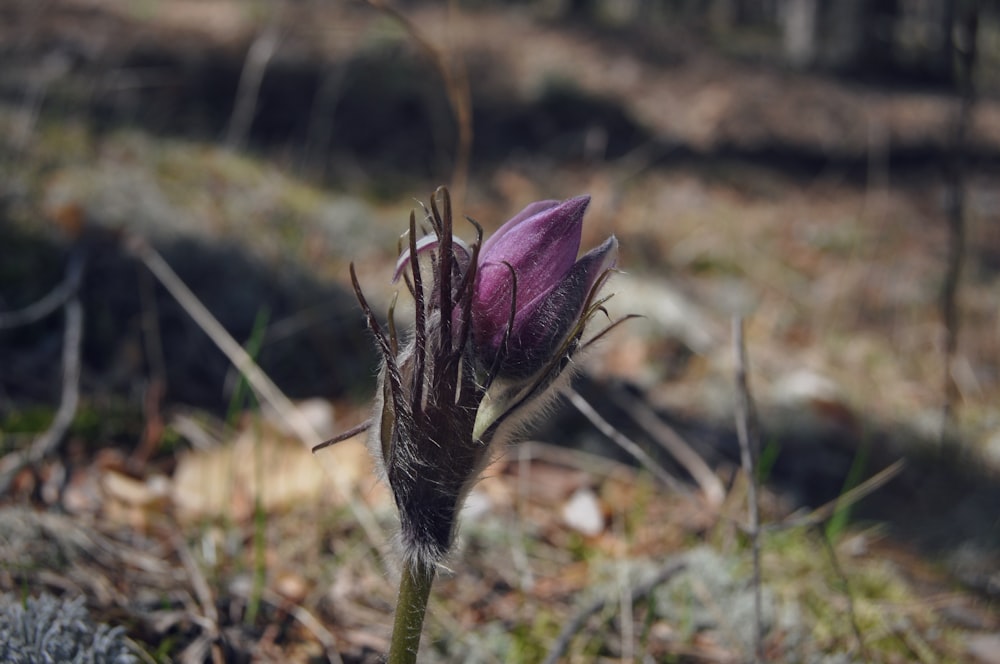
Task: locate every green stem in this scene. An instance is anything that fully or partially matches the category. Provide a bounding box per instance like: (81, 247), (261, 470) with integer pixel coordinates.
(387, 561), (436, 664)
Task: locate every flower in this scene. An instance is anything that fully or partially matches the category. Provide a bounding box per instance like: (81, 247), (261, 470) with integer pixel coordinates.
(328, 188), (621, 571)
(472, 195), (619, 379)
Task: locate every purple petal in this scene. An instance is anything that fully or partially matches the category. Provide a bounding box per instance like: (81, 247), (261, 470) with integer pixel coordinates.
(479, 199), (560, 258)
(473, 196), (591, 346)
(489, 235), (618, 377)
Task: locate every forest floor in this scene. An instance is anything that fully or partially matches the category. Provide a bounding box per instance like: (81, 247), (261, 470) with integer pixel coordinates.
(2, 1), (1000, 662)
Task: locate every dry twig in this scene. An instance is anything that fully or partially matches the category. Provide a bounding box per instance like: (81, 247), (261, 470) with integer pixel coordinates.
(541, 558), (686, 664)
(228, 584), (345, 664)
(0, 253), (84, 493)
(130, 262), (168, 470)
(566, 387), (692, 498)
(607, 386), (725, 507)
(365, 0), (473, 206)
(0, 250), (84, 329)
(226, 25), (280, 150)
(170, 531), (219, 636)
(732, 317), (763, 663)
(125, 237), (386, 558)
(171, 530), (226, 664)
(940, 2), (979, 444)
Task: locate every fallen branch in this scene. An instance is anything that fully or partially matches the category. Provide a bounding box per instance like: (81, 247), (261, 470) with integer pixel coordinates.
(607, 387), (725, 507)
(0, 251), (88, 493)
(125, 236), (387, 558)
(0, 293), (83, 494)
(566, 387), (692, 498)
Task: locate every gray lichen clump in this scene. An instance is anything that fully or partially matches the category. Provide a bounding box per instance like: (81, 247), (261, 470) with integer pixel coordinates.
(0, 593), (137, 664)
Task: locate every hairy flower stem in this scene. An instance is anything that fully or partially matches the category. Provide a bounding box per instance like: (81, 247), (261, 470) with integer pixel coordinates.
(387, 562), (436, 664)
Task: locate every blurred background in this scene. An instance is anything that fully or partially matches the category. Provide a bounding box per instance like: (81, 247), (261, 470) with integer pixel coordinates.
(1, 1), (999, 662)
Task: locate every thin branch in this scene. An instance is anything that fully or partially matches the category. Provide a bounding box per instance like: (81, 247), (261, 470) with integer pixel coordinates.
(607, 388), (725, 507)
(125, 236), (386, 556)
(0, 294), (83, 494)
(542, 558), (686, 664)
(302, 62), (347, 177)
(940, 1), (978, 443)
(131, 263), (168, 469)
(364, 0), (473, 206)
(225, 25), (280, 150)
(34, 296), (83, 458)
(170, 530), (219, 636)
(12, 48), (70, 152)
(566, 387), (692, 498)
(228, 584), (345, 664)
(279, 596), (345, 664)
(127, 237), (319, 446)
(171, 529), (227, 664)
(732, 317), (763, 663)
(0, 250), (84, 329)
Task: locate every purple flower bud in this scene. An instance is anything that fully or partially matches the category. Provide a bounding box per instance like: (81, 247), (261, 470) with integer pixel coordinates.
(327, 188), (623, 572)
(472, 195), (617, 377)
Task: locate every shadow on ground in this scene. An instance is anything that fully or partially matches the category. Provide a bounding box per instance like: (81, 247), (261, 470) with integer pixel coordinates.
(553, 374), (1000, 600)
(0, 222), (376, 416)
